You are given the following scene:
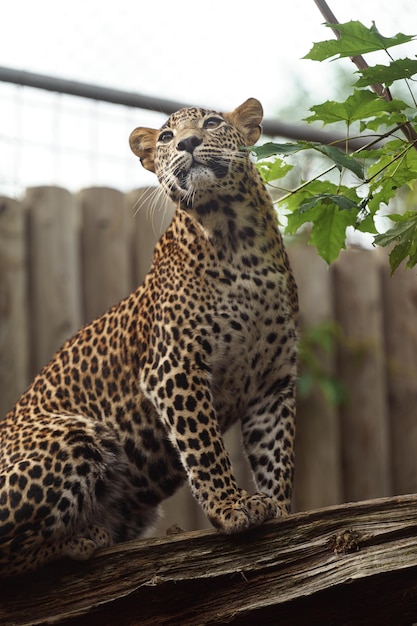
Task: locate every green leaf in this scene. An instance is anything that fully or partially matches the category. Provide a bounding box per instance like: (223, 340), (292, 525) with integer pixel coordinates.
(356, 211), (378, 235)
(309, 204), (358, 263)
(303, 320), (340, 352)
(297, 372), (314, 398)
(367, 142), (417, 214)
(319, 377), (348, 407)
(257, 158), (293, 183)
(360, 111), (408, 132)
(286, 188), (359, 263)
(298, 321), (347, 407)
(388, 239), (413, 271)
(251, 140), (364, 179)
(305, 90), (408, 126)
(355, 58), (417, 87)
(283, 180), (360, 213)
(248, 142), (302, 159)
(311, 144), (364, 179)
(374, 211), (417, 245)
(389, 211), (417, 223)
(374, 212), (417, 271)
(298, 193), (359, 213)
(304, 21), (415, 61)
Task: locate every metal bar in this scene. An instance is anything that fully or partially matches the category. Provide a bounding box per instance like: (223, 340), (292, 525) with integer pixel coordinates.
(0, 65), (366, 148)
(0, 65), (186, 114)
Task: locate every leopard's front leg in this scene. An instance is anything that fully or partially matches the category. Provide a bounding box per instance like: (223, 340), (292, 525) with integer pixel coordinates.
(241, 375), (297, 516)
(142, 369), (278, 534)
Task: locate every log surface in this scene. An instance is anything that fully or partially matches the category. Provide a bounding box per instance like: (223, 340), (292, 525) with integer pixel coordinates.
(2, 495), (417, 625)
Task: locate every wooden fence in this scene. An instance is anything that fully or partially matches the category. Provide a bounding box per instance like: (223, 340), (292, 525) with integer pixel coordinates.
(1, 186), (417, 536)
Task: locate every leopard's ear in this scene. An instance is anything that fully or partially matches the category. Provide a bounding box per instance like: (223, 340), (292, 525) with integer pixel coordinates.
(224, 98), (263, 146)
(129, 127), (159, 172)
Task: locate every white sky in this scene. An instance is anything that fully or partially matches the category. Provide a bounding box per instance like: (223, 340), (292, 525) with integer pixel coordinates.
(3, 0), (416, 114)
(1, 0), (416, 194)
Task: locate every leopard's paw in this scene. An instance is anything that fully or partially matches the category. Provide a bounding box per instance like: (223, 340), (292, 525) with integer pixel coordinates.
(61, 537), (97, 561)
(61, 526), (112, 561)
(208, 491), (283, 534)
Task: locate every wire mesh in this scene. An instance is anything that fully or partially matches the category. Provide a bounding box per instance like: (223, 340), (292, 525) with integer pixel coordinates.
(0, 81), (164, 198)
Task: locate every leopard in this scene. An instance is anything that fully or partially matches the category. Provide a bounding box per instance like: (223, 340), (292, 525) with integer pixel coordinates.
(0, 97), (298, 577)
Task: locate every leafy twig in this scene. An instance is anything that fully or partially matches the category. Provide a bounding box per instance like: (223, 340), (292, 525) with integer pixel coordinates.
(313, 0), (417, 149)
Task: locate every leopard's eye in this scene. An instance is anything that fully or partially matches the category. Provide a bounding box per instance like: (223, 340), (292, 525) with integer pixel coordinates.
(203, 117), (222, 130)
(158, 130), (174, 144)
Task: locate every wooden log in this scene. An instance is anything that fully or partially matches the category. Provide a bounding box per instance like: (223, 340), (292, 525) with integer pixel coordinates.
(288, 243), (342, 511)
(0, 197), (29, 416)
(381, 257), (417, 494)
(2, 495), (417, 625)
(24, 186), (82, 378)
(333, 250), (391, 501)
(79, 187), (132, 322)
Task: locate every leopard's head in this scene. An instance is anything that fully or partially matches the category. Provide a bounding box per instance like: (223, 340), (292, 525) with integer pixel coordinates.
(129, 98), (263, 205)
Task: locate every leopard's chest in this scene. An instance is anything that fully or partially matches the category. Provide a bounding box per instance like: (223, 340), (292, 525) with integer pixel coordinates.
(202, 267), (294, 430)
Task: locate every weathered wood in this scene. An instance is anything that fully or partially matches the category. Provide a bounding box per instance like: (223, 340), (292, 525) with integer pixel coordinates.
(0, 197), (29, 416)
(381, 257), (417, 494)
(288, 243), (342, 511)
(79, 187), (132, 322)
(2, 495), (417, 625)
(333, 249), (392, 501)
(24, 186), (82, 378)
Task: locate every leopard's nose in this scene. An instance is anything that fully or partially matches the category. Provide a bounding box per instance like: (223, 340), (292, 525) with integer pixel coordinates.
(177, 135), (202, 154)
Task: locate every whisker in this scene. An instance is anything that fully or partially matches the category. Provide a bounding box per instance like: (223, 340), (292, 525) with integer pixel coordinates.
(143, 146), (253, 210)
(129, 185), (176, 238)
(131, 186), (161, 218)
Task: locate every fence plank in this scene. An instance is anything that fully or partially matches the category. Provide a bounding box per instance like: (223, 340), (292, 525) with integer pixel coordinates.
(288, 244), (342, 511)
(333, 250), (391, 501)
(24, 187), (82, 378)
(125, 187), (174, 285)
(154, 485), (204, 535)
(0, 197), (29, 415)
(382, 258), (417, 495)
(79, 187), (132, 322)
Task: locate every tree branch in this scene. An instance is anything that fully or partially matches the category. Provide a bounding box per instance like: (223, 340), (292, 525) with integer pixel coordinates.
(313, 0), (417, 148)
(2, 495), (417, 625)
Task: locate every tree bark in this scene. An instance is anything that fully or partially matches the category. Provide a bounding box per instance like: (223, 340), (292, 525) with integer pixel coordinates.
(2, 494), (417, 625)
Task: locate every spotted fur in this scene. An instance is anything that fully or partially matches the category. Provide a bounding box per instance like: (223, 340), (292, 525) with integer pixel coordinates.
(0, 98), (298, 576)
